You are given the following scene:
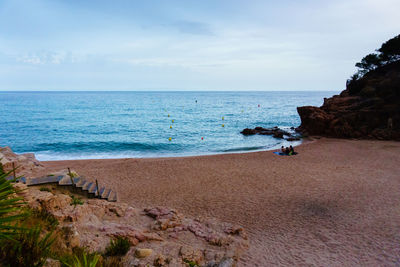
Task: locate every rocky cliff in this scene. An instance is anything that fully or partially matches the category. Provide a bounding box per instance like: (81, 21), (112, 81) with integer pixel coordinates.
(297, 61), (400, 140)
(14, 183), (248, 267)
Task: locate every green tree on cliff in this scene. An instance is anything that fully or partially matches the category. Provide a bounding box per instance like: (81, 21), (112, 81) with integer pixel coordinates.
(350, 34), (400, 82)
(378, 34), (400, 62)
(355, 53), (383, 75)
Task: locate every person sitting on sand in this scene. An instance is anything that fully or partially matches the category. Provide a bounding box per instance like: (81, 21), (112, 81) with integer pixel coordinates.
(281, 146), (285, 154)
(285, 147), (290, 155)
(289, 145), (298, 155)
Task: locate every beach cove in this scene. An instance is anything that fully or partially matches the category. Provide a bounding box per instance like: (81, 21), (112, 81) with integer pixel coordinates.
(34, 138), (400, 266)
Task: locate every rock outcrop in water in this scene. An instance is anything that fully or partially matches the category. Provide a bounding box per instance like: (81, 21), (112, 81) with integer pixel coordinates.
(241, 126), (301, 141)
(297, 61), (400, 140)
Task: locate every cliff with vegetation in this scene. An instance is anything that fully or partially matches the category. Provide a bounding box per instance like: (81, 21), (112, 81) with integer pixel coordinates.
(297, 34), (400, 140)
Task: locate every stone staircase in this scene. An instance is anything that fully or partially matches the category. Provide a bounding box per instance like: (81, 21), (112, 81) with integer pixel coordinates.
(8, 175), (117, 202)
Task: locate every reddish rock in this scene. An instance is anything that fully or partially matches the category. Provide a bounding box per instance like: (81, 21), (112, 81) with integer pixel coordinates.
(0, 146), (44, 177)
(16, 187), (248, 267)
(297, 61), (400, 140)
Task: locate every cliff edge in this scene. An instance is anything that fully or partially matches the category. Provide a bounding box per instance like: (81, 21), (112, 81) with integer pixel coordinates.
(297, 61), (400, 140)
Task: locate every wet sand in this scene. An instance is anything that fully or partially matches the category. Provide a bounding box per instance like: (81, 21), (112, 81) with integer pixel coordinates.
(39, 138), (400, 266)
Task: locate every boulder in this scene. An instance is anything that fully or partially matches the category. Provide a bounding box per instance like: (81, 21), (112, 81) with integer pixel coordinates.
(0, 146), (44, 177)
(135, 248), (153, 258)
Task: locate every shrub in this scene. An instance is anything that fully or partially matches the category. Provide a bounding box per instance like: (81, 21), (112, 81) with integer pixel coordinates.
(0, 226), (55, 267)
(31, 208), (59, 230)
(61, 248), (101, 267)
(104, 237), (131, 256)
(183, 259), (199, 267)
(70, 195), (84, 207)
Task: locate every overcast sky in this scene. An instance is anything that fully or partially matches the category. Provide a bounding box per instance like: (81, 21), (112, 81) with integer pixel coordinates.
(0, 0), (399, 91)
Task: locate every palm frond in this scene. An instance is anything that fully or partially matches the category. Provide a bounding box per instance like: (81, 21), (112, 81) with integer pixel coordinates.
(0, 170), (26, 240)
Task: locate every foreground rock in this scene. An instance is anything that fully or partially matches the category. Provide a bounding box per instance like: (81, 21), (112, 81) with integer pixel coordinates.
(15, 183), (248, 266)
(0, 146), (44, 177)
(297, 61), (400, 140)
(241, 126), (301, 141)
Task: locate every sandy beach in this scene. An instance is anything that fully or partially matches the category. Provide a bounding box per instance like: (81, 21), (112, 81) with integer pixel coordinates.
(37, 138), (400, 266)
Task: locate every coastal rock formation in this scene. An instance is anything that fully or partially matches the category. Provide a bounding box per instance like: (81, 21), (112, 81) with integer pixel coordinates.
(297, 61), (400, 140)
(15, 183), (248, 266)
(241, 126), (301, 140)
(0, 146), (44, 177)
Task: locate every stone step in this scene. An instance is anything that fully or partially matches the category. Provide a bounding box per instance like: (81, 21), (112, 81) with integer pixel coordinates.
(20, 174), (117, 202)
(28, 175), (63, 186)
(73, 177), (81, 184)
(58, 176), (73, 185)
(88, 183), (98, 194)
(108, 191), (117, 202)
(101, 188), (111, 199)
(75, 178), (87, 188)
(99, 187), (106, 196)
(82, 182), (93, 191)
(5, 176), (27, 184)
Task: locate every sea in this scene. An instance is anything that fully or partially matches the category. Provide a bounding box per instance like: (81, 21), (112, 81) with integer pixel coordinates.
(0, 91), (337, 160)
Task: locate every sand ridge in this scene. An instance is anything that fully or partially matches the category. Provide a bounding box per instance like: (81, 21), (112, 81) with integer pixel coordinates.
(39, 139), (400, 266)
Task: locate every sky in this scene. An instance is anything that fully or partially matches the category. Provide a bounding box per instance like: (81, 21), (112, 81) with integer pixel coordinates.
(0, 0), (399, 91)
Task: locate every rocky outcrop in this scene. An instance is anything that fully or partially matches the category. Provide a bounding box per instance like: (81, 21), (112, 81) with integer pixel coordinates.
(0, 146), (44, 177)
(297, 61), (400, 140)
(241, 126), (301, 141)
(14, 183), (248, 267)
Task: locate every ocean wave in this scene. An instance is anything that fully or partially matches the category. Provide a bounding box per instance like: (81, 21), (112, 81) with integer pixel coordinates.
(220, 146), (266, 152)
(29, 141), (183, 153)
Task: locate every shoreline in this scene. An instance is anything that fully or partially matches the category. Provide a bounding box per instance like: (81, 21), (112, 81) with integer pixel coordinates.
(30, 139), (305, 162)
(34, 138), (400, 266)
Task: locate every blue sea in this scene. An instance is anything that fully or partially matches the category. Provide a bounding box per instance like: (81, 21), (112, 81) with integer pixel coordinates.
(0, 91), (336, 160)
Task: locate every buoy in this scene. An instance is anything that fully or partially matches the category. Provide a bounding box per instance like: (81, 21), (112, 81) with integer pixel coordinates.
(170, 125), (172, 129)
(172, 119), (174, 123)
(222, 124), (225, 127)
(201, 137), (204, 140)
(222, 116), (224, 120)
(168, 137), (172, 141)
(168, 114), (170, 117)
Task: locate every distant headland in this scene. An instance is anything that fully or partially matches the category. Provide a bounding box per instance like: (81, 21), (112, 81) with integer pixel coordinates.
(297, 34), (400, 140)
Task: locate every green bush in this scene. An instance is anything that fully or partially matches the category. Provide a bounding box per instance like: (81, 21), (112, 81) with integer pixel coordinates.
(31, 208), (59, 230)
(61, 248), (101, 267)
(183, 259), (199, 267)
(104, 237), (131, 256)
(0, 226), (55, 267)
(70, 195), (84, 207)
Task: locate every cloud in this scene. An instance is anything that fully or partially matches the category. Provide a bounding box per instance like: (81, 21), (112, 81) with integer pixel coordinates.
(15, 51), (84, 65)
(170, 20), (213, 35)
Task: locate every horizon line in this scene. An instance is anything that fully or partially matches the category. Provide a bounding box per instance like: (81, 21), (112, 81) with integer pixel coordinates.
(0, 89), (340, 92)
